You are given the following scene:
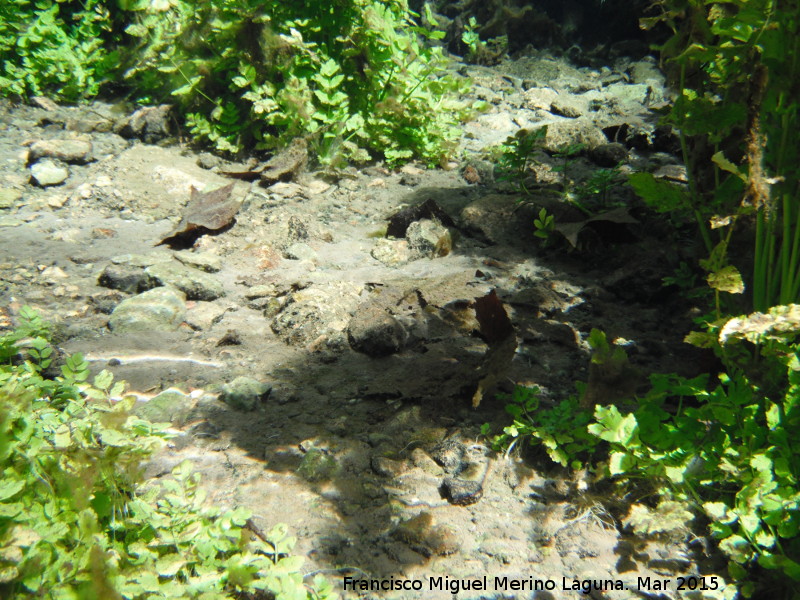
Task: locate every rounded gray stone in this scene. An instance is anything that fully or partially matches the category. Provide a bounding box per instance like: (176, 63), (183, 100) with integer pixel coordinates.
(30, 159), (69, 187)
(347, 303), (408, 357)
(108, 286), (186, 333)
(144, 262), (225, 300)
(219, 376), (271, 411)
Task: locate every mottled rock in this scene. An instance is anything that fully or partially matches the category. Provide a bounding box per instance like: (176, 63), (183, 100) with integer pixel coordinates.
(108, 286), (186, 333)
(197, 152), (222, 170)
(115, 104), (172, 142)
(283, 242), (317, 261)
(543, 118), (607, 152)
(110, 252), (173, 268)
(605, 82), (652, 107)
(347, 302), (408, 357)
(628, 58), (665, 86)
(259, 137), (308, 183)
(30, 159), (69, 187)
(287, 216), (309, 241)
(460, 194), (533, 246)
(270, 282), (362, 348)
(550, 97), (585, 118)
(440, 478), (483, 506)
(185, 301), (228, 330)
(589, 142), (629, 168)
(98, 263), (147, 294)
(0, 189), (21, 209)
(89, 289), (126, 314)
(461, 159), (494, 185)
(144, 262), (225, 301)
(371, 456), (406, 478)
(135, 389), (194, 425)
(430, 438), (467, 474)
(297, 447), (337, 481)
(406, 219), (452, 259)
(393, 512), (460, 556)
(174, 250), (222, 273)
(522, 87), (559, 111)
(371, 239), (412, 266)
(219, 376), (271, 411)
(410, 448), (445, 476)
(28, 139), (93, 164)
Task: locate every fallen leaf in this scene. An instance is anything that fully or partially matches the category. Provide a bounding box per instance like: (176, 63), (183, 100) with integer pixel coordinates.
(157, 182), (239, 248)
(472, 290), (516, 408)
(553, 206), (639, 247)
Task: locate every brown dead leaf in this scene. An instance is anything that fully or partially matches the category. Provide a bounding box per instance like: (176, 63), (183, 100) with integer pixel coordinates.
(472, 290), (516, 408)
(157, 183), (239, 248)
(553, 206), (639, 247)
(474, 289), (514, 343)
(222, 138), (308, 184)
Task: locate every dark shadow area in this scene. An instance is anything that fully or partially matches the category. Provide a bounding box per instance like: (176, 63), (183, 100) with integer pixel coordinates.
(173, 172), (710, 587)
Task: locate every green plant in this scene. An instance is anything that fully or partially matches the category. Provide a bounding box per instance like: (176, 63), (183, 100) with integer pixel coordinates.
(533, 207), (555, 245)
(0, 0), (118, 101)
(584, 304), (800, 599)
(121, 0), (474, 166)
(490, 309), (800, 598)
(0, 309), (332, 599)
(663, 260), (710, 300)
(589, 363), (799, 597)
(461, 16), (481, 59)
(639, 0), (800, 312)
(575, 166), (622, 209)
(551, 142), (585, 189)
(495, 126), (547, 193)
(483, 385), (597, 469)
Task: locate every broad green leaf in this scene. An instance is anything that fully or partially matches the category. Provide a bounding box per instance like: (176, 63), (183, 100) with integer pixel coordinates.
(0, 478), (24, 501)
(705, 501), (738, 524)
(98, 427), (128, 447)
(94, 369), (113, 391)
(609, 451), (636, 475)
(754, 530), (776, 549)
(711, 151), (746, 181)
(52, 423), (71, 448)
(707, 266), (745, 294)
(739, 513), (762, 537)
(628, 172), (689, 213)
(751, 453), (773, 473)
(156, 554), (186, 577)
(719, 534), (753, 563)
(664, 464), (685, 483)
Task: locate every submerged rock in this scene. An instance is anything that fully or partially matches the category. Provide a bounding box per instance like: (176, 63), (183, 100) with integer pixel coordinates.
(219, 376), (271, 411)
(30, 159), (69, 187)
(347, 302), (409, 357)
(108, 286), (186, 333)
(407, 219), (452, 259)
(144, 261), (225, 301)
(28, 139), (93, 164)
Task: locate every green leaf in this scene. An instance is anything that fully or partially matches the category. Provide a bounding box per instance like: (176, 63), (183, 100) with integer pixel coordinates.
(0, 478), (25, 501)
(628, 172), (689, 213)
(97, 427), (128, 447)
(719, 534), (753, 563)
(94, 369), (113, 391)
(156, 554), (186, 577)
(664, 464), (685, 483)
(589, 405), (639, 446)
(705, 502), (738, 524)
(711, 151), (746, 181)
(52, 424), (72, 448)
(609, 451), (636, 475)
(707, 266), (745, 294)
